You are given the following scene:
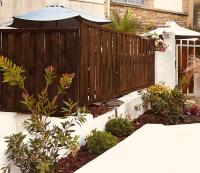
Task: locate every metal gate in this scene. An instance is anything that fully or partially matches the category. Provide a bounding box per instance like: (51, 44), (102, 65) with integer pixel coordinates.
(176, 39), (200, 94)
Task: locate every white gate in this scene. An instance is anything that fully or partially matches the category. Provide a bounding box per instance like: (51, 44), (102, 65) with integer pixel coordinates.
(176, 39), (200, 94)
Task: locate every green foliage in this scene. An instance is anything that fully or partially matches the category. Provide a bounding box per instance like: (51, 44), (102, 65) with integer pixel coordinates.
(86, 130), (118, 155)
(0, 56), (25, 87)
(0, 56), (86, 173)
(106, 9), (140, 33)
(141, 84), (186, 124)
(105, 117), (134, 137)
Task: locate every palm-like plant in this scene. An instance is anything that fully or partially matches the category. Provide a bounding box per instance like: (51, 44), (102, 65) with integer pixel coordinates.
(106, 9), (140, 33)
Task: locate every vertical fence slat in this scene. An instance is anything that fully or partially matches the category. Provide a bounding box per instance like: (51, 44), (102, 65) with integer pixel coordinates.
(80, 24), (89, 104)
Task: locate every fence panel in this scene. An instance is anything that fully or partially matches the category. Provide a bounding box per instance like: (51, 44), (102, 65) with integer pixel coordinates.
(0, 29), (79, 112)
(80, 21), (155, 104)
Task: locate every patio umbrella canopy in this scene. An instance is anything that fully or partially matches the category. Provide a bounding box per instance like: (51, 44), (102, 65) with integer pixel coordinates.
(9, 5), (111, 28)
(147, 21), (200, 39)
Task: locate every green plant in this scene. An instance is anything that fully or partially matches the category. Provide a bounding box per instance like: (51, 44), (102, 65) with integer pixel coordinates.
(141, 83), (186, 124)
(86, 130), (118, 155)
(106, 9), (140, 33)
(105, 117), (134, 137)
(0, 56), (86, 173)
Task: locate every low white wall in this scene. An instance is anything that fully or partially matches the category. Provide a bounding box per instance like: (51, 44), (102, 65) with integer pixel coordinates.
(0, 90), (145, 173)
(155, 32), (176, 88)
(75, 124), (200, 173)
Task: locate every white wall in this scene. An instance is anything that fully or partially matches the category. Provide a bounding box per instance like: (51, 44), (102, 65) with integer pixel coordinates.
(154, 0), (183, 12)
(155, 32), (176, 88)
(75, 124), (200, 173)
(0, 90), (145, 173)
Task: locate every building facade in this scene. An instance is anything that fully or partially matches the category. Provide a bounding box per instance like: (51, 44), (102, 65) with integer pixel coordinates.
(110, 0), (191, 28)
(193, 0), (200, 29)
(0, 0), (192, 29)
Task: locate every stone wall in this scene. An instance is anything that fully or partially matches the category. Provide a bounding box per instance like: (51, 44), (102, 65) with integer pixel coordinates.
(111, 2), (188, 29)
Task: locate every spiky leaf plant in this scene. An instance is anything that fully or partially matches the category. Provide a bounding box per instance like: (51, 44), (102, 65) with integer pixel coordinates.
(106, 9), (140, 33)
(0, 56), (86, 173)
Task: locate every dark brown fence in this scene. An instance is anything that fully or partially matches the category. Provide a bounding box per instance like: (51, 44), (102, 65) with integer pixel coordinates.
(0, 28), (80, 112)
(79, 21), (155, 104)
(0, 21), (155, 113)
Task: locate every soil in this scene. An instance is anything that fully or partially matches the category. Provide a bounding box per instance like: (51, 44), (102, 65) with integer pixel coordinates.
(55, 146), (98, 173)
(87, 104), (112, 117)
(132, 112), (170, 130)
(55, 136), (127, 173)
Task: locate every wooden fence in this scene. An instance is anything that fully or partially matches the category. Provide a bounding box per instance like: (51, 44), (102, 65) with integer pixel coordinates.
(79, 21), (155, 104)
(0, 21), (155, 113)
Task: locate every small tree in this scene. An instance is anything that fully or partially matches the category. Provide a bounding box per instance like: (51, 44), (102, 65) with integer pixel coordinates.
(0, 56), (86, 173)
(106, 9), (140, 34)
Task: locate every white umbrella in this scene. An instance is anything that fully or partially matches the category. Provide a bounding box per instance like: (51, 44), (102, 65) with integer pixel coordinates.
(147, 21), (200, 38)
(9, 5), (111, 28)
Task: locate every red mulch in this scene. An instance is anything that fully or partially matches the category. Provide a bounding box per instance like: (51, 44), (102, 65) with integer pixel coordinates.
(132, 113), (170, 130)
(55, 136), (127, 173)
(87, 104), (112, 117)
(55, 146), (98, 173)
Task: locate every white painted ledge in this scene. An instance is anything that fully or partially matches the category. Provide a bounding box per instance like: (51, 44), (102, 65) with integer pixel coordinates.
(75, 123), (200, 173)
(0, 90), (145, 172)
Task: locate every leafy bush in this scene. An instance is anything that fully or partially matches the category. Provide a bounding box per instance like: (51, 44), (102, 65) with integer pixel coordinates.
(0, 56), (86, 173)
(141, 84), (186, 124)
(105, 117), (134, 137)
(86, 130), (118, 155)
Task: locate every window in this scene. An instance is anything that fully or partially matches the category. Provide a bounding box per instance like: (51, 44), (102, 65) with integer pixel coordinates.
(154, 0), (182, 12)
(112, 0), (144, 5)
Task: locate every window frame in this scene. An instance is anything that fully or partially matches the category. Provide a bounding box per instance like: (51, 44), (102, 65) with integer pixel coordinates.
(112, 0), (144, 6)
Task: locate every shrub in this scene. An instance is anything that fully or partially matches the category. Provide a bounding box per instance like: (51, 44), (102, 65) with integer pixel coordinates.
(86, 130), (118, 155)
(0, 56), (86, 173)
(141, 84), (186, 124)
(105, 117), (134, 137)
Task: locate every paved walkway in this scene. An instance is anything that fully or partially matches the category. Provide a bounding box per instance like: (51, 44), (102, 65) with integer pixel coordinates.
(76, 124), (200, 173)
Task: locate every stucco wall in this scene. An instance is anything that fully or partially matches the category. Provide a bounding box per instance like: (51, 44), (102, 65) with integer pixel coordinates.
(155, 33), (176, 88)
